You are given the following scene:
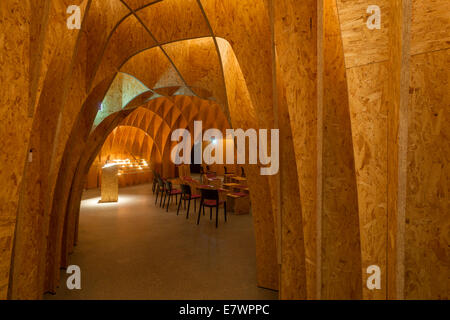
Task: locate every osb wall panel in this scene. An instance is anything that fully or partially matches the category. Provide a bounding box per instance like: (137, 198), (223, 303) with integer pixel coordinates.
(206, 0), (282, 242)
(0, 1), (31, 299)
(201, 0), (275, 129)
(92, 14), (156, 90)
(405, 50), (449, 300)
(346, 63), (388, 299)
(45, 78), (114, 293)
(9, 117), (43, 300)
(336, 0), (390, 68)
(136, 0), (210, 44)
(321, 0), (362, 299)
(163, 38), (227, 104)
(277, 64), (307, 299)
(29, 0), (51, 115)
(410, 0), (450, 55)
(274, 0), (318, 300)
(85, 0), (130, 85)
(218, 38), (279, 290)
(120, 48), (182, 90)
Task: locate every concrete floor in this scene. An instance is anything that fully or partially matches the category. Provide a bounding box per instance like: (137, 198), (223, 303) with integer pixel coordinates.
(45, 183), (278, 300)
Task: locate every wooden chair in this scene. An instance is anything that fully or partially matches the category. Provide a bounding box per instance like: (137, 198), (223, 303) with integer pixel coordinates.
(152, 171), (160, 194)
(155, 177), (166, 207)
(177, 184), (201, 219)
(163, 180), (181, 212)
(197, 188), (227, 228)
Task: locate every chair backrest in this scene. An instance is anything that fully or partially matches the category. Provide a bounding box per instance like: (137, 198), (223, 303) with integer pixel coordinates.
(180, 184), (192, 196)
(157, 177), (165, 188)
(165, 180), (173, 192)
(200, 188), (219, 201)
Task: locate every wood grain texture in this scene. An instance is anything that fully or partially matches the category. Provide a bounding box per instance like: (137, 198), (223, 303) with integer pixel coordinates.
(321, 0), (362, 299)
(3, 0), (448, 301)
(274, 0), (318, 299)
(410, 0), (450, 55)
(100, 165), (119, 202)
(218, 37), (279, 290)
(336, 0), (390, 68)
(405, 50), (449, 299)
(346, 63), (388, 299)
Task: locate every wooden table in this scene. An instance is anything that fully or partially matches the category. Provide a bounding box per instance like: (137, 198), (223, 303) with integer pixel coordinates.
(224, 173), (236, 183)
(226, 193), (250, 215)
(232, 176), (247, 186)
(197, 184), (228, 202)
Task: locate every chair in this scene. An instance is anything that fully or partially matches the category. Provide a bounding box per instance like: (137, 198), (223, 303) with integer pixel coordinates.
(163, 180), (181, 212)
(155, 177), (166, 207)
(177, 184), (201, 219)
(152, 171), (160, 194)
(241, 167), (246, 177)
(197, 189), (227, 228)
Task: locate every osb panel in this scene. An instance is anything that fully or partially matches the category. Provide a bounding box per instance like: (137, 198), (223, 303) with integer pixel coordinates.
(124, 0), (161, 11)
(201, 0), (275, 128)
(410, 0), (450, 55)
(347, 62), (389, 299)
(162, 38), (227, 105)
(277, 64), (307, 299)
(100, 166), (119, 202)
(0, 0), (31, 300)
(136, 0), (210, 44)
(120, 47), (184, 90)
(336, 0), (390, 68)
(321, 0), (362, 299)
(91, 14), (156, 90)
(86, 0), (130, 85)
(45, 78), (113, 293)
(218, 38), (279, 290)
(274, 0), (318, 300)
(405, 50), (449, 300)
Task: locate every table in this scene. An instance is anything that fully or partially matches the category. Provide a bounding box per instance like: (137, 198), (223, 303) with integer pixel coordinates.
(232, 176), (247, 186)
(226, 193), (250, 215)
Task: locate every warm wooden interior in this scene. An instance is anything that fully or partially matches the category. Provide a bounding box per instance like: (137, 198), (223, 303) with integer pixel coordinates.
(0, 0), (448, 300)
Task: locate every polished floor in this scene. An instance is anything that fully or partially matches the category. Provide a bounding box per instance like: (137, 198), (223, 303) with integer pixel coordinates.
(45, 183), (277, 300)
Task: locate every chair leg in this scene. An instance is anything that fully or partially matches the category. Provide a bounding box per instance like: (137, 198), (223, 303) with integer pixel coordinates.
(177, 197), (182, 215)
(155, 190), (159, 205)
(216, 205), (219, 228)
(161, 192), (165, 207)
(186, 200), (191, 219)
(224, 202), (227, 222)
(166, 195), (170, 212)
(210, 207), (212, 220)
(194, 199), (196, 211)
(197, 200), (203, 225)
